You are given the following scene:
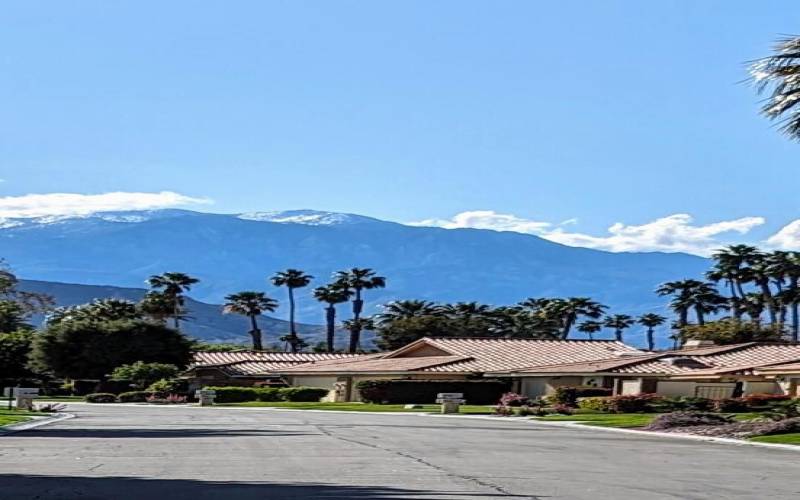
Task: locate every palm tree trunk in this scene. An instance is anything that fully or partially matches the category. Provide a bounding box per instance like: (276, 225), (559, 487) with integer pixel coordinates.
(349, 290), (363, 353)
(173, 297), (181, 330)
(647, 327), (655, 351)
(249, 314), (263, 351)
(678, 308), (688, 328)
(614, 328), (623, 342)
(325, 305), (336, 353)
(288, 287), (298, 353)
(694, 305), (705, 326)
(760, 282), (778, 325)
(729, 281), (742, 320)
(561, 316), (574, 340)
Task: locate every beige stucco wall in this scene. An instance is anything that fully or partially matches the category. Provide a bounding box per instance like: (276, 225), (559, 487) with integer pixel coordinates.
(742, 381), (780, 395)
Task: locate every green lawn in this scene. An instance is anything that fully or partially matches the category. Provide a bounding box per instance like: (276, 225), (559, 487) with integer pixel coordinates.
(534, 413), (661, 428)
(36, 396), (85, 402)
(750, 433), (800, 445)
(534, 412), (762, 429)
(0, 409), (40, 427)
(219, 402), (494, 414)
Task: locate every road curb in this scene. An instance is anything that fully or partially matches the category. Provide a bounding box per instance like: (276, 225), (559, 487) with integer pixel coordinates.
(0, 412), (75, 436)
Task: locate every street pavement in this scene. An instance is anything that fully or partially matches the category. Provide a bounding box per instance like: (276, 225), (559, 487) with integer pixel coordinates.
(0, 403), (799, 499)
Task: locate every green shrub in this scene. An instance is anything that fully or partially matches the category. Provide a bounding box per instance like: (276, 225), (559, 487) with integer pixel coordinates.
(606, 394), (661, 413)
(85, 393), (117, 403)
(578, 396), (614, 412)
(356, 379), (510, 404)
(652, 396), (712, 412)
(712, 398), (749, 413)
(279, 387), (329, 402)
(256, 388), (284, 402)
(118, 391), (151, 403)
(740, 393), (791, 409)
(146, 378), (184, 394)
(203, 385), (328, 403)
(551, 386), (612, 407)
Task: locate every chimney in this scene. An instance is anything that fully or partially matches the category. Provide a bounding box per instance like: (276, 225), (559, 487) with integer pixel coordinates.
(682, 339), (715, 349)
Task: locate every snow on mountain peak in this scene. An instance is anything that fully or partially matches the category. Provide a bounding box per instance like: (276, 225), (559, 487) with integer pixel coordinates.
(236, 210), (376, 226)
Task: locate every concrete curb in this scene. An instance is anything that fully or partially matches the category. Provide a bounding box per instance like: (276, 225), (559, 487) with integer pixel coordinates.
(0, 412), (75, 436)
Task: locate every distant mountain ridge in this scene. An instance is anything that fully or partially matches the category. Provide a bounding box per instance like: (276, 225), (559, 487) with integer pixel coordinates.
(1, 209), (711, 346)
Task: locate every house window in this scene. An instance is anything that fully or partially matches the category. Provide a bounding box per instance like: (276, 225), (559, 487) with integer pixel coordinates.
(695, 385), (734, 399)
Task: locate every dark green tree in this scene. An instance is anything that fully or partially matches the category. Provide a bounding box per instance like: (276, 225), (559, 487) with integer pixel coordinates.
(312, 284), (352, 352)
(638, 313), (667, 351)
(146, 272), (200, 330)
(334, 268), (386, 353)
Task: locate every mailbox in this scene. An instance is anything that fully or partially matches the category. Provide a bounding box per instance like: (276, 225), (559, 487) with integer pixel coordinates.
(4, 387), (39, 411)
(435, 392), (465, 414)
(195, 389), (217, 406)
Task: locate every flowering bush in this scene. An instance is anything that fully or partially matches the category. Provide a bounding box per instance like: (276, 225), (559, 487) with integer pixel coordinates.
(644, 412), (734, 431)
(549, 403), (574, 415)
(739, 394), (791, 409)
(551, 386), (612, 407)
(606, 393), (661, 413)
(498, 392), (532, 407)
(493, 404), (514, 416)
(577, 396), (613, 412)
(146, 393), (187, 404)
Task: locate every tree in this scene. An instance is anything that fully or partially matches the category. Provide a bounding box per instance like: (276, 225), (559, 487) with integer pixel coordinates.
(334, 268), (386, 353)
(638, 313), (667, 351)
(146, 272), (199, 330)
(604, 314), (635, 342)
(767, 251), (800, 340)
(375, 300), (439, 326)
(110, 361), (180, 390)
(138, 291), (180, 324)
(29, 319), (193, 380)
(680, 319), (784, 345)
(576, 320), (603, 341)
(0, 300), (31, 333)
(222, 291), (278, 350)
(312, 284), (352, 352)
(656, 279), (725, 326)
(749, 36), (800, 141)
(544, 297), (607, 339)
(375, 315), (455, 350)
(47, 298), (140, 326)
(270, 269), (313, 353)
(486, 306), (561, 339)
(0, 329), (35, 382)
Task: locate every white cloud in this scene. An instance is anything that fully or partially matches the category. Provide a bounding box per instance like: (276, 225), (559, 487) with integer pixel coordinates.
(409, 211), (766, 256)
(0, 191), (211, 218)
(766, 220), (800, 250)
(409, 210), (553, 233)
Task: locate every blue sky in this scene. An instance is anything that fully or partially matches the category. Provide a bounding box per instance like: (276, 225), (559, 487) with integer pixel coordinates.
(2, 1), (799, 255)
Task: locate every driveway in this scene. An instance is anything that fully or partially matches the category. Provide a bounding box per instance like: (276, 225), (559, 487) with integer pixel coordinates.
(0, 404), (798, 499)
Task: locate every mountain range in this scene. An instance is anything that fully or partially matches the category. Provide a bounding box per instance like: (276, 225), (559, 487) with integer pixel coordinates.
(1, 209), (711, 346)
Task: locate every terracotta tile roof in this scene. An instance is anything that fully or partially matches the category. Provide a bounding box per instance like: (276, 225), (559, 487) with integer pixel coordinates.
(192, 351), (359, 366)
(281, 338), (643, 375)
(755, 361), (800, 374)
(281, 355), (471, 374)
(189, 351), (363, 376)
(512, 343), (800, 378)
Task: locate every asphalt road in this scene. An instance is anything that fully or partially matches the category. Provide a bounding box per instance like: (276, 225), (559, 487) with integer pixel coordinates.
(1, 404), (799, 499)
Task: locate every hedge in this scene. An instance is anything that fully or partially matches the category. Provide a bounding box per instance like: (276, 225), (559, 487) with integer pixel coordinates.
(118, 391), (151, 403)
(203, 386), (329, 403)
(550, 386), (612, 407)
(355, 379), (511, 405)
(85, 393), (118, 403)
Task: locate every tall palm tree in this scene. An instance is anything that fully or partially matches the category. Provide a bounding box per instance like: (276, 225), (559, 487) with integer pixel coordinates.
(749, 36), (800, 141)
(222, 291), (278, 351)
(312, 284), (352, 352)
(545, 297), (607, 339)
(604, 314), (635, 342)
(439, 301), (492, 334)
(767, 251), (800, 337)
(146, 272), (200, 330)
(656, 279), (725, 326)
(638, 313), (667, 351)
(138, 291), (178, 325)
(271, 269), (313, 353)
(334, 268), (386, 353)
(576, 320), (603, 341)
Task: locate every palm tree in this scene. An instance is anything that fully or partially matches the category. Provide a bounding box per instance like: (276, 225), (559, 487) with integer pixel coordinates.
(638, 313), (667, 351)
(146, 272), (200, 330)
(222, 291), (278, 350)
(334, 268), (386, 353)
(438, 301), (492, 334)
(138, 291), (178, 324)
(749, 36), (800, 141)
(545, 297), (607, 339)
(576, 320), (603, 341)
(375, 300), (438, 326)
(341, 317), (375, 350)
(767, 251), (800, 338)
(271, 269), (313, 353)
(312, 284), (352, 352)
(656, 279), (725, 326)
(604, 314), (635, 342)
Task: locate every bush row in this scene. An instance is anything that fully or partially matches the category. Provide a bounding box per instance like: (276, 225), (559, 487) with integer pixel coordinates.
(202, 386), (329, 403)
(576, 393), (793, 413)
(356, 379), (510, 405)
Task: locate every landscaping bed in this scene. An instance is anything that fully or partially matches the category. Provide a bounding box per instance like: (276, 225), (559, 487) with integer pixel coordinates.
(0, 409), (43, 427)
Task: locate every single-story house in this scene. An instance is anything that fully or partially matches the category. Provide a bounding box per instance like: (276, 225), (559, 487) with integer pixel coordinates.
(184, 351), (363, 392)
(494, 341), (800, 399)
(279, 337), (643, 401)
